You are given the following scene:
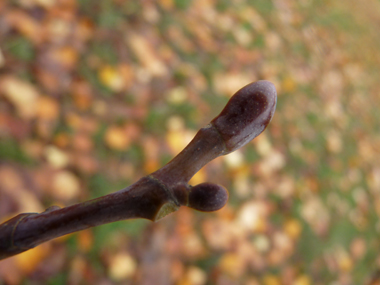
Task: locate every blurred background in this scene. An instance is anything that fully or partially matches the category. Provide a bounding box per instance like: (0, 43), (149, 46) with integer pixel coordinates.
(1, 0), (380, 284)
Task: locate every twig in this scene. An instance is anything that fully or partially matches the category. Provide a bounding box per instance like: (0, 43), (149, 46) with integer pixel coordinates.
(0, 80), (277, 260)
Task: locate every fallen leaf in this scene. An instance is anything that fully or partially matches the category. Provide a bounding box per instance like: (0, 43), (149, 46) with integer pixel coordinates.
(18, 0), (56, 8)
(0, 48), (4, 67)
(127, 32), (168, 77)
(224, 150), (245, 170)
(5, 10), (44, 44)
(213, 72), (253, 97)
(236, 201), (269, 233)
(262, 274), (280, 285)
(104, 126), (130, 150)
(181, 266), (207, 285)
(181, 232), (206, 258)
(218, 253), (245, 278)
(294, 275), (311, 285)
(0, 76), (39, 119)
(49, 46), (78, 69)
(44, 145), (70, 168)
(166, 86), (188, 104)
(108, 253), (137, 281)
(252, 235), (270, 253)
(253, 133), (273, 156)
(46, 18), (71, 42)
(326, 130), (342, 153)
(0, 166), (43, 213)
(15, 243), (51, 274)
(98, 65), (124, 92)
(72, 132), (93, 152)
(52, 170), (80, 201)
(284, 219), (302, 240)
(36, 96), (60, 120)
(77, 229), (93, 252)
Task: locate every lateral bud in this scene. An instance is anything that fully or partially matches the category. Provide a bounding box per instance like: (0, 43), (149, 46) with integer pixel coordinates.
(187, 183), (229, 212)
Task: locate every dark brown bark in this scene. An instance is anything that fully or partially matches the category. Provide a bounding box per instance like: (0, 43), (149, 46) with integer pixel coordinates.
(0, 80), (277, 260)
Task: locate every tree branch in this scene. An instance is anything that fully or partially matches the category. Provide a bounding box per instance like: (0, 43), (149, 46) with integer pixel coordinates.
(0, 80), (277, 260)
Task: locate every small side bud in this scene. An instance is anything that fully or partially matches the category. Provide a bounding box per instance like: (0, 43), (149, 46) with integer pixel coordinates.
(211, 80), (277, 153)
(187, 183), (229, 212)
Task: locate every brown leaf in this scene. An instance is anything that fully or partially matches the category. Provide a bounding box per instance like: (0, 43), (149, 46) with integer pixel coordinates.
(0, 166), (43, 213)
(5, 10), (44, 44)
(127, 32), (168, 77)
(0, 76), (40, 119)
(36, 96), (60, 120)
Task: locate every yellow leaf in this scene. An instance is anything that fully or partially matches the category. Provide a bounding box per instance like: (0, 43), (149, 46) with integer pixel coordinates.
(294, 275), (311, 285)
(0, 76), (39, 119)
(189, 169), (206, 186)
(338, 251), (353, 272)
(213, 72), (253, 97)
(159, 0), (174, 10)
(44, 145), (70, 169)
(127, 32), (168, 76)
(98, 65), (124, 92)
(182, 266), (207, 285)
(224, 150), (245, 169)
(253, 133), (272, 156)
(52, 171), (80, 201)
(15, 243), (51, 274)
(326, 130), (342, 153)
(166, 86), (188, 104)
(144, 159), (159, 174)
(47, 18), (70, 41)
(219, 253), (245, 278)
(252, 235), (270, 253)
(282, 76), (297, 92)
(262, 274), (280, 285)
(104, 126), (130, 150)
(36, 96), (59, 120)
(108, 253), (137, 281)
(284, 219), (302, 240)
(166, 131), (184, 154)
(237, 201), (269, 233)
(36, 0), (56, 8)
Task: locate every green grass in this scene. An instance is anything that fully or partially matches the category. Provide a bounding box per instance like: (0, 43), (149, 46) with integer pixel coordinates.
(0, 139), (33, 165)
(5, 36), (35, 61)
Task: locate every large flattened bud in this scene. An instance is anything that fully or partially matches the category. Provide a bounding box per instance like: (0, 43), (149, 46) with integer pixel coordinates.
(211, 80), (277, 154)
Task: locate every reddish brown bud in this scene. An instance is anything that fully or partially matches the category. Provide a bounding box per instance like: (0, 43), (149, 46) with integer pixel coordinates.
(187, 183), (229, 212)
(211, 80), (277, 153)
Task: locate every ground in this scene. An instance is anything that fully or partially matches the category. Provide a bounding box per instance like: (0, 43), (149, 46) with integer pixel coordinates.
(0, 0), (380, 284)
